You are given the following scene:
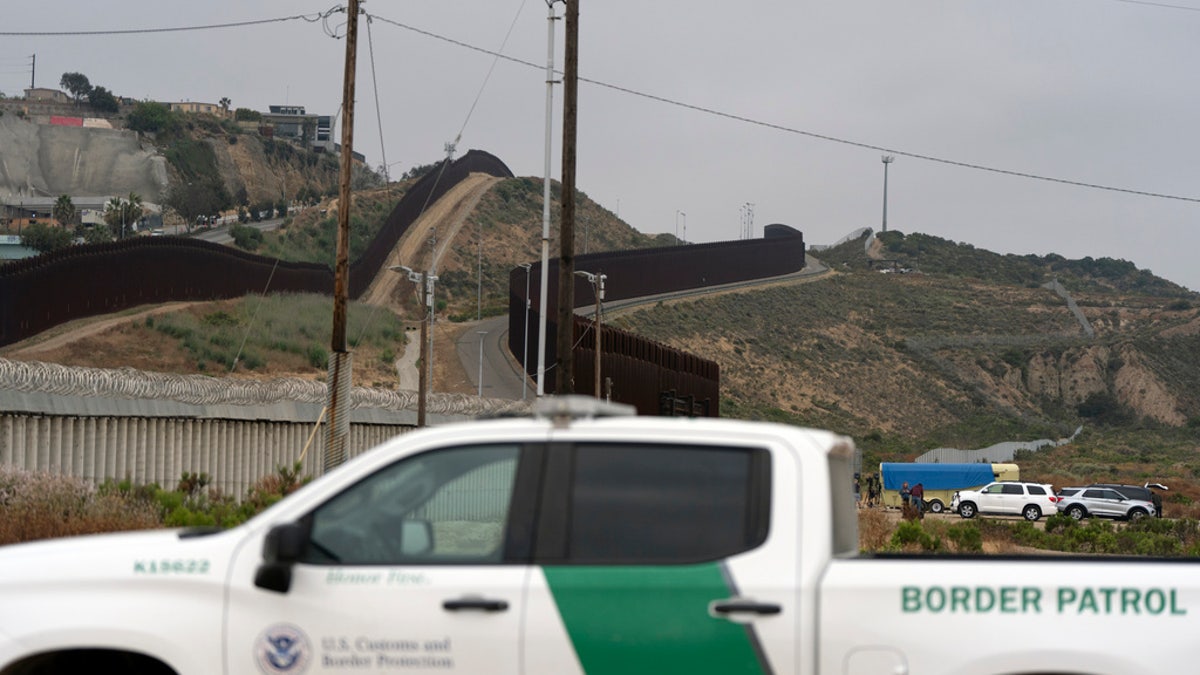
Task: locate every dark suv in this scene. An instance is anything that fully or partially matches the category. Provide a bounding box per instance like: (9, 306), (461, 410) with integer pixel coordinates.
(1088, 483), (1168, 518)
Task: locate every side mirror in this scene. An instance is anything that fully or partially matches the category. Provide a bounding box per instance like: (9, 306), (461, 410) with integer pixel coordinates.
(401, 520), (433, 557)
(255, 522), (306, 593)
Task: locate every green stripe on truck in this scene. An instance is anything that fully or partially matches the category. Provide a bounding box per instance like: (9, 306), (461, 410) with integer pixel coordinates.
(543, 563), (767, 674)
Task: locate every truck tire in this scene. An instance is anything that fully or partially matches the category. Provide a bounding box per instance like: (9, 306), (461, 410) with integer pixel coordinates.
(1022, 505), (1041, 521)
(928, 500), (945, 514)
(958, 502), (977, 519)
(1067, 505), (1086, 520)
(1128, 508), (1148, 521)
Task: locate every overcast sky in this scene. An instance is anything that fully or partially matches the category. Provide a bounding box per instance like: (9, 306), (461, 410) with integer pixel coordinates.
(4, 0), (1198, 291)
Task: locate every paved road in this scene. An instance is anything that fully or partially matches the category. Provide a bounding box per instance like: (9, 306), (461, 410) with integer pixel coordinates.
(190, 218), (286, 245)
(455, 314), (533, 402)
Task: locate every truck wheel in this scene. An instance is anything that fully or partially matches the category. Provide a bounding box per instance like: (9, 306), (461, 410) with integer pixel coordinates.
(1129, 508), (1148, 521)
(1067, 505), (1086, 520)
(1022, 505), (1041, 521)
(958, 502), (977, 519)
(928, 500), (945, 514)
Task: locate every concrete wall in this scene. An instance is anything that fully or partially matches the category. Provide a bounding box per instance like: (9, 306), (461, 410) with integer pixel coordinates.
(0, 413), (408, 497)
(0, 357), (527, 497)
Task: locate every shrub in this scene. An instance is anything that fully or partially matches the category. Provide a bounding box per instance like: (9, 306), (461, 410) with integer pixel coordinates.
(307, 345), (328, 369)
(890, 520), (942, 552)
(945, 522), (983, 552)
(0, 467), (160, 545)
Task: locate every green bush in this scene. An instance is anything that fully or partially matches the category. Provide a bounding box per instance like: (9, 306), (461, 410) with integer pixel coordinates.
(307, 345), (328, 369)
(890, 520), (942, 552)
(945, 522), (983, 552)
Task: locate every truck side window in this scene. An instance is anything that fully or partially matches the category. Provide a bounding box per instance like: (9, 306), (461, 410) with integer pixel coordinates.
(563, 444), (770, 564)
(303, 445), (521, 565)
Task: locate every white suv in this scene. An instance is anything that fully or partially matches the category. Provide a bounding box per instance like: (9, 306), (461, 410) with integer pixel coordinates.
(951, 481), (1058, 521)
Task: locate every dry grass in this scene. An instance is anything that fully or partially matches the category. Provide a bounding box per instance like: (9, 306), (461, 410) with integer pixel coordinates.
(858, 508), (894, 550)
(0, 467), (160, 546)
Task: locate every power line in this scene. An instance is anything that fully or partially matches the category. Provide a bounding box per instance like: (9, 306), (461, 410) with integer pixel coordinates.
(1111, 0), (1200, 12)
(0, 13), (330, 37)
(366, 12), (1200, 205)
(3, 9), (1196, 204)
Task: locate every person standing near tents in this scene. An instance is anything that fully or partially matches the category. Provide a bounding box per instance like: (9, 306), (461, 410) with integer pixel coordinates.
(900, 481), (911, 508)
(911, 482), (926, 517)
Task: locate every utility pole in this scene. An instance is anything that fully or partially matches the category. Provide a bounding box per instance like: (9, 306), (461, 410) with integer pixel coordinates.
(325, 0), (360, 472)
(741, 202), (754, 240)
(556, 0), (579, 395)
(30, 54), (35, 89)
(881, 155), (894, 233)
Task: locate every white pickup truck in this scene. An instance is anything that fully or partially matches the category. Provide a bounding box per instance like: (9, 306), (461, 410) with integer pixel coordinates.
(0, 397), (1196, 675)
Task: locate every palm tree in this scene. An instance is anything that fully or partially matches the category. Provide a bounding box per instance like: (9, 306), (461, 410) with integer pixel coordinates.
(219, 97), (231, 117)
(125, 192), (145, 235)
(52, 195), (76, 228)
(104, 193), (144, 239)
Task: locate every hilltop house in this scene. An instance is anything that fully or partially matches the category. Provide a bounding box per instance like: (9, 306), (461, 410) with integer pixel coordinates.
(262, 105), (335, 153)
(165, 101), (229, 117)
(23, 88), (70, 104)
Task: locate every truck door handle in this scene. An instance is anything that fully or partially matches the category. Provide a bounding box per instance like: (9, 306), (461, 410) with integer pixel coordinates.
(711, 600), (782, 616)
(442, 597), (509, 612)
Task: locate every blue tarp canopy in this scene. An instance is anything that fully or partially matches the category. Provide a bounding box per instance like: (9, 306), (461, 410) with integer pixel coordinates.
(880, 463), (997, 491)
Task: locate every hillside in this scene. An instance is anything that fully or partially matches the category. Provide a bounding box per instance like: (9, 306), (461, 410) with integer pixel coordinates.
(6, 139), (1200, 495)
(611, 231), (1200, 467)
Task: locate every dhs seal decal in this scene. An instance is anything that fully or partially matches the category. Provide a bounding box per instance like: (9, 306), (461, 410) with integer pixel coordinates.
(255, 623), (312, 674)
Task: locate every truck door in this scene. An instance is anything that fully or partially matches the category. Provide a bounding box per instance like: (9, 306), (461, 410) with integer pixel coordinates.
(523, 438), (799, 674)
(224, 443), (541, 675)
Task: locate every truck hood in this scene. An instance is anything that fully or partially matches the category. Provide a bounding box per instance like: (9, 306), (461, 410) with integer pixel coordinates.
(0, 528), (242, 588)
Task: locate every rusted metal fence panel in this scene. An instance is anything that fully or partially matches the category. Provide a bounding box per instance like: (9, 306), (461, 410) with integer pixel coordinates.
(507, 225), (804, 415)
(0, 150), (514, 347)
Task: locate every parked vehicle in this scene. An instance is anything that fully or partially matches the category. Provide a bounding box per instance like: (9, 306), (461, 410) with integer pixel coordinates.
(951, 481), (1059, 521)
(1089, 483), (1168, 518)
(1057, 486), (1156, 521)
(880, 462), (1019, 514)
(0, 397), (1196, 675)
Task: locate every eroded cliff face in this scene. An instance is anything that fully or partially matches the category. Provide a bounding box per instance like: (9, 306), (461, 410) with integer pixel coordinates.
(0, 114), (338, 207)
(1025, 346), (1109, 404)
(0, 115), (168, 201)
(1018, 345), (1183, 425)
(206, 135), (339, 205)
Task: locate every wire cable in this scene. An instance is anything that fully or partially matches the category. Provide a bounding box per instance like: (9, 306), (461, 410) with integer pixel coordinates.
(230, 259), (281, 374)
(0, 12), (333, 37)
(365, 15), (389, 183)
(1111, 0), (1200, 11)
(366, 13), (1200, 204)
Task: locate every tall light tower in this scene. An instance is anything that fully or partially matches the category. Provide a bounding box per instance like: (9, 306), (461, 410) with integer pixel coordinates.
(881, 155), (894, 233)
(675, 210), (685, 242)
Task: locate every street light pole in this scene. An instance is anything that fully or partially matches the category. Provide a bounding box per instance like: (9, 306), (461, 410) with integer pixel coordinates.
(389, 264), (437, 427)
(536, 0), (560, 398)
(519, 262), (532, 400)
(675, 210), (684, 241)
(881, 155), (894, 233)
(574, 270), (606, 398)
(477, 330), (488, 397)
(477, 220), (483, 321)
